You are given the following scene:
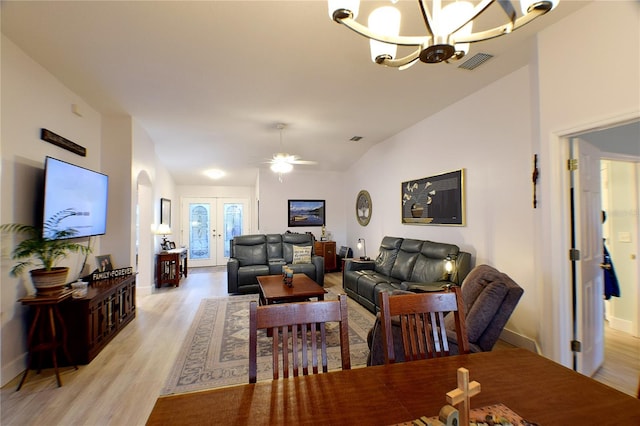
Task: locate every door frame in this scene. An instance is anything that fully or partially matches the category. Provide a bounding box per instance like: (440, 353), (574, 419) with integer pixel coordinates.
(548, 112), (639, 370)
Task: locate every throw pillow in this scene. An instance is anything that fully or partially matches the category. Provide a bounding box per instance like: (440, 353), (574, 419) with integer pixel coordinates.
(292, 245), (312, 264)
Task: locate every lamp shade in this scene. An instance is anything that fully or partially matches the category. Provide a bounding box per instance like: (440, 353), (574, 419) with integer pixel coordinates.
(368, 6), (401, 62)
(156, 224), (171, 235)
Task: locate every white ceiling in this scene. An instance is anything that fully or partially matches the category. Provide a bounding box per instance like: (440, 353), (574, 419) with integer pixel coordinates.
(2, 0), (598, 186)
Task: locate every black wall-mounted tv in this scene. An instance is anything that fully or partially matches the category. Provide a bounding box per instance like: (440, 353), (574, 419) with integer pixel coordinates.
(42, 156), (109, 240)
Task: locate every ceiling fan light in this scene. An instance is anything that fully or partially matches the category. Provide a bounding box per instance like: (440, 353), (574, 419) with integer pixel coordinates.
(328, 0), (359, 20)
(271, 161), (293, 174)
(368, 6), (400, 63)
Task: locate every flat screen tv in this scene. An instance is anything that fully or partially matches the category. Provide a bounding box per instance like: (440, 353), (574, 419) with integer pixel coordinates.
(42, 156), (109, 240)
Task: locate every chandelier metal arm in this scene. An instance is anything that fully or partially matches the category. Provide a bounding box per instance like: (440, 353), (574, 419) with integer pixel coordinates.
(336, 14), (430, 47)
(451, 4), (551, 44)
(377, 49), (422, 68)
(418, 0), (435, 38)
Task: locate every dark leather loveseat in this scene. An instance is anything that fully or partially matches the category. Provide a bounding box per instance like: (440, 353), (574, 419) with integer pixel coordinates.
(343, 236), (472, 313)
(227, 233), (324, 294)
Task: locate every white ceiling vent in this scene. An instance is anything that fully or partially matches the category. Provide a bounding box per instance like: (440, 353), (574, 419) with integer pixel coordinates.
(458, 53), (494, 70)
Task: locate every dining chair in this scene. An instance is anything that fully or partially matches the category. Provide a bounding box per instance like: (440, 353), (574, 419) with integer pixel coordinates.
(249, 294), (351, 383)
(379, 287), (469, 364)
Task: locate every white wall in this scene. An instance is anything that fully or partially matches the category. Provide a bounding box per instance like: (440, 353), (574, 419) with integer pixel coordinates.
(345, 66), (538, 340)
(258, 169), (347, 246)
(536, 0), (640, 365)
(603, 159), (640, 336)
(0, 36), (103, 384)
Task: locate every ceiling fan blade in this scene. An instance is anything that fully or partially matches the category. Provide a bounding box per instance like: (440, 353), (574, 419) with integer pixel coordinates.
(291, 160), (317, 165)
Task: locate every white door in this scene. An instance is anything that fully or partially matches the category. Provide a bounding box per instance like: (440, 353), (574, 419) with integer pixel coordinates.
(571, 137), (604, 376)
(181, 198), (249, 267)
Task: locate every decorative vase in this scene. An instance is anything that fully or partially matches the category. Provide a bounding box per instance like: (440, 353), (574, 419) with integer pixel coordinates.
(411, 203), (424, 218)
(29, 267), (69, 296)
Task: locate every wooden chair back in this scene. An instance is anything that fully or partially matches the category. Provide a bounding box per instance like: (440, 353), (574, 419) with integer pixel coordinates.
(249, 294), (351, 383)
(379, 287), (469, 364)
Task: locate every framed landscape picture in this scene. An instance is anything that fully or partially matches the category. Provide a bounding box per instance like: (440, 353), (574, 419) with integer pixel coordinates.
(288, 199), (325, 227)
(401, 169), (465, 226)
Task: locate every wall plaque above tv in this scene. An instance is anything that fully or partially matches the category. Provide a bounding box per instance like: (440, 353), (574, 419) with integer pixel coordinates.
(41, 128), (86, 156)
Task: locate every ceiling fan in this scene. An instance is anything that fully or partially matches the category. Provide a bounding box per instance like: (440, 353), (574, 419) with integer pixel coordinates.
(269, 124), (317, 178)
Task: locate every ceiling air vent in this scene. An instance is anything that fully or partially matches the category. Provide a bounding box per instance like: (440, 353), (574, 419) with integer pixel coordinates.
(458, 53), (494, 70)
(350, 136), (363, 141)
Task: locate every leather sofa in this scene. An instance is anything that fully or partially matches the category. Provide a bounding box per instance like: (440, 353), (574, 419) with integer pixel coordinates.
(343, 236), (472, 313)
(367, 264), (524, 365)
(227, 233), (324, 294)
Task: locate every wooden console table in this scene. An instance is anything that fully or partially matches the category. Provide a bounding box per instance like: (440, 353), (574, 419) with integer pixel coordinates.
(17, 290), (77, 390)
(61, 274), (136, 365)
(156, 248), (188, 288)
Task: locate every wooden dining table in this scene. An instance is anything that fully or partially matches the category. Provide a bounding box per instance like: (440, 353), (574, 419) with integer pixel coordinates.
(147, 348), (640, 425)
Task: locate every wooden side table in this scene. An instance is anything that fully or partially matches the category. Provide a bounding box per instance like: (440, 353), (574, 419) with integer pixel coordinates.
(17, 290), (77, 390)
(156, 248), (188, 288)
(314, 240), (336, 272)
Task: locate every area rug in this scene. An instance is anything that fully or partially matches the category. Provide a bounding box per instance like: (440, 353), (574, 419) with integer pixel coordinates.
(161, 290), (375, 395)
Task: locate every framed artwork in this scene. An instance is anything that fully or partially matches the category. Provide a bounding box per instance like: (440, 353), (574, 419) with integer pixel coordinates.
(161, 198), (171, 226)
(96, 254), (114, 272)
(287, 200), (325, 227)
(401, 169), (465, 226)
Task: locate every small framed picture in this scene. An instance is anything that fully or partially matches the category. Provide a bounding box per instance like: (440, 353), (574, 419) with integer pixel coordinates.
(169, 241), (176, 249)
(96, 254), (114, 272)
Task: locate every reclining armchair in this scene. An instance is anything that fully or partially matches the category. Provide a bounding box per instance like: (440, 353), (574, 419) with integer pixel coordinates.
(367, 264), (524, 365)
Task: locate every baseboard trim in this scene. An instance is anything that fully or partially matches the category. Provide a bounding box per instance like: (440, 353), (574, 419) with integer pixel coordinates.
(499, 328), (541, 354)
(608, 317), (633, 334)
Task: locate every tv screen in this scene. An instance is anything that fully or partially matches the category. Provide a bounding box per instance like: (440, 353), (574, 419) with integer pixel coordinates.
(43, 156), (109, 239)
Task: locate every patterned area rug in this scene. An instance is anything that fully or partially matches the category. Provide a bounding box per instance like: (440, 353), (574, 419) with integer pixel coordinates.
(161, 290), (375, 395)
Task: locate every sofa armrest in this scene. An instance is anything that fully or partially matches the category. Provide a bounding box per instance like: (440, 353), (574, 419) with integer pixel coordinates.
(402, 281), (456, 292)
(453, 252), (472, 284)
(227, 258), (240, 293)
(312, 255), (325, 286)
(344, 259), (375, 272)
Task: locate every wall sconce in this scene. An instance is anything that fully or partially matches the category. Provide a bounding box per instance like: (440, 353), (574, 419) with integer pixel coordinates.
(357, 238), (369, 261)
(155, 223), (171, 246)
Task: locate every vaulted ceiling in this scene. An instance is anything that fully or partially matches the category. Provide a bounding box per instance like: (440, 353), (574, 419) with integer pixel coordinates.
(3, 1), (604, 186)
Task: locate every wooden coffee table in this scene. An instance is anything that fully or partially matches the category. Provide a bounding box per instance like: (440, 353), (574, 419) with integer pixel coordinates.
(257, 273), (326, 306)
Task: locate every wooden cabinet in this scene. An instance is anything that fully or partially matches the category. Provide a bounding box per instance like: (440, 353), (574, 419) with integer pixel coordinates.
(315, 241), (337, 272)
(61, 274), (136, 365)
(156, 248), (188, 287)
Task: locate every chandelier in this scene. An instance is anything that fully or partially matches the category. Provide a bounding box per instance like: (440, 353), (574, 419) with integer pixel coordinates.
(328, 0), (559, 69)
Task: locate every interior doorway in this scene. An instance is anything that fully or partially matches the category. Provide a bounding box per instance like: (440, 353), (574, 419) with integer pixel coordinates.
(567, 120), (640, 376)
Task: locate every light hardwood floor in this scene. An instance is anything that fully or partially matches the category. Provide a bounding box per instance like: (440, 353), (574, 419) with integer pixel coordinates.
(1, 268), (638, 425)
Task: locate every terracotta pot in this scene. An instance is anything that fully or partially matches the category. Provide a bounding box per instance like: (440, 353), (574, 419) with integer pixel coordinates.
(29, 267), (69, 296)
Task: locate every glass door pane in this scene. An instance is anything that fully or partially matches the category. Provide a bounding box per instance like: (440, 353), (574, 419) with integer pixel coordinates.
(186, 200), (215, 267)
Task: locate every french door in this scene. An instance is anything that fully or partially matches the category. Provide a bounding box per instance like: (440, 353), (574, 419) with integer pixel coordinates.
(181, 198), (249, 266)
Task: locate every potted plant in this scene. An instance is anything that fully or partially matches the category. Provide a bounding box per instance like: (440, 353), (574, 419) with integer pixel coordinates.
(1, 209), (92, 296)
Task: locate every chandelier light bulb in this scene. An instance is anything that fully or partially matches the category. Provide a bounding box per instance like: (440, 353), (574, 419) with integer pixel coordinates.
(439, 1), (474, 56)
(368, 6), (401, 63)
